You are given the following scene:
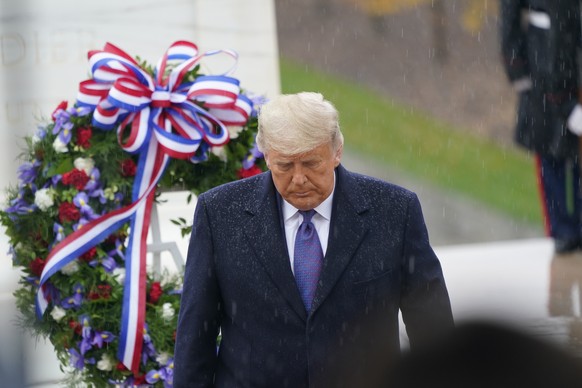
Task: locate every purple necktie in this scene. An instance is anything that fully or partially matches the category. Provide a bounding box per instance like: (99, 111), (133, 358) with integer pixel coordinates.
(294, 209), (323, 312)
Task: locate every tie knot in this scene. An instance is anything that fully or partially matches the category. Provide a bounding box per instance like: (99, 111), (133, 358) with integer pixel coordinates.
(299, 209), (316, 223)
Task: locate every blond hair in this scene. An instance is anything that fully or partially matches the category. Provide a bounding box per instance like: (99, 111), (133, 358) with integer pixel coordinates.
(256, 92), (344, 155)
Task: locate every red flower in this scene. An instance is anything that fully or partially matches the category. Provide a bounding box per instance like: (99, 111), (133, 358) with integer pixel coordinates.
(30, 232), (48, 248)
(148, 282), (163, 304)
(51, 101), (68, 121)
(133, 374), (146, 385)
(76, 127), (92, 149)
(69, 319), (82, 336)
(116, 361), (128, 371)
(62, 169), (90, 190)
(88, 284), (112, 300)
(59, 202), (80, 223)
(237, 164), (263, 179)
(121, 159), (137, 177)
(30, 257), (46, 277)
(98, 284), (112, 298)
(80, 247), (97, 262)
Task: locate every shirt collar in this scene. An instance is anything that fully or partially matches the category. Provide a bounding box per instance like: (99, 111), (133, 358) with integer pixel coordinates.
(282, 172), (335, 222)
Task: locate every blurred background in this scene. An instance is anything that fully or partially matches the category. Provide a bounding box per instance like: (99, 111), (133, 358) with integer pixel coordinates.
(275, 0), (545, 245)
(3, 0), (582, 386)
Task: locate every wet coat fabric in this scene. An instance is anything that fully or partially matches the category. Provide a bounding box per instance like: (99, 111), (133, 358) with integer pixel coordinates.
(500, 0), (581, 159)
(173, 164), (454, 388)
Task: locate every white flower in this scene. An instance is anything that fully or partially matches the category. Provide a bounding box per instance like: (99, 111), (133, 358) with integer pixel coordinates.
(227, 125), (244, 139)
(60, 261), (79, 275)
(31, 134), (41, 145)
(155, 352), (171, 366)
(52, 137), (68, 153)
(74, 157), (95, 175)
(50, 306), (66, 322)
(160, 272), (182, 289)
(34, 188), (54, 211)
(96, 353), (114, 371)
(161, 303), (175, 321)
(112, 267), (126, 284)
(211, 146), (227, 161)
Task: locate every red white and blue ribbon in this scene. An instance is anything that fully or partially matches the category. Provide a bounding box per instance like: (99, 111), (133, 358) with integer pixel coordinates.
(36, 41), (253, 373)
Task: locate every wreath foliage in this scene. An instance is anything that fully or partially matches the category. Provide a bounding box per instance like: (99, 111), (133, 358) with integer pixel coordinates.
(0, 44), (265, 387)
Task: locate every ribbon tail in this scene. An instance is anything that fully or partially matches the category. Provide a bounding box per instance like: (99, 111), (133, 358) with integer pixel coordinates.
(118, 134), (169, 373)
(118, 192), (155, 373)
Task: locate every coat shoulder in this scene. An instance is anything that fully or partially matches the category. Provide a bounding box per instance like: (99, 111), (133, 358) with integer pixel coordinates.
(196, 172), (271, 217)
(342, 169), (417, 202)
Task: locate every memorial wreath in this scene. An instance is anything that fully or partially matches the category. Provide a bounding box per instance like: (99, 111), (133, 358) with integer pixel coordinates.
(0, 41), (266, 387)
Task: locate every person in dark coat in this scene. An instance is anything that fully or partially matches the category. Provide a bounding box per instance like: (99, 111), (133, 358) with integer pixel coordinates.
(500, 0), (582, 253)
(384, 321), (582, 388)
(173, 92), (454, 387)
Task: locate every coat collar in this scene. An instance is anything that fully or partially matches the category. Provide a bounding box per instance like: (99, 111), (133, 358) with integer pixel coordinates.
(242, 165), (370, 320)
(243, 171), (308, 321)
(312, 164), (369, 314)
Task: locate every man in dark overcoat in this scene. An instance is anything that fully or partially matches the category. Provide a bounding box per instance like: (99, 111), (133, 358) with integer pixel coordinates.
(173, 92), (454, 387)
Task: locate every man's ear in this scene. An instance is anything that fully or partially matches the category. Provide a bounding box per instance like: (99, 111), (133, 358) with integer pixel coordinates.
(334, 145), (343, 167)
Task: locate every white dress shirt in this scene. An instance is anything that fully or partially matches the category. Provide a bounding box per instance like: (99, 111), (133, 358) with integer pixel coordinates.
(282, 177), (335, 275)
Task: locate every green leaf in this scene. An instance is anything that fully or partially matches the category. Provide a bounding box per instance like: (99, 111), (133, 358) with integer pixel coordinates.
(47, 158), (74, 177)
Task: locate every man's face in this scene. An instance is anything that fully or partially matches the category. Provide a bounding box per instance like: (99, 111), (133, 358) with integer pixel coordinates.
(266, 143), (342, 211)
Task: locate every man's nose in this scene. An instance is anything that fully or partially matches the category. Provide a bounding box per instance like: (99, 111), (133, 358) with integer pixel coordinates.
(291, 166), (307, 184)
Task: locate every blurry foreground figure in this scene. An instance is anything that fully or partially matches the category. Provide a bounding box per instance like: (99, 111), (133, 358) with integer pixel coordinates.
(174, 92), (453, 387)
(385, 321), (582, 388)
(500, 0), (582, 253)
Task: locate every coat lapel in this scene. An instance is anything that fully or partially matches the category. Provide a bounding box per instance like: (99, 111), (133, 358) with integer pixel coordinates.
(243, 173), (307, 321)
(312, 165), (369, 313)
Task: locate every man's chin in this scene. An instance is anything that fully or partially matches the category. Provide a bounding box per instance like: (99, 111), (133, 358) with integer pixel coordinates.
(292, 199), (327, 211)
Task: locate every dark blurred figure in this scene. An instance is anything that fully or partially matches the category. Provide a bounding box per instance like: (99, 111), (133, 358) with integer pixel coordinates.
(500, 0), (582, 254)
(385, 321), (582, 388)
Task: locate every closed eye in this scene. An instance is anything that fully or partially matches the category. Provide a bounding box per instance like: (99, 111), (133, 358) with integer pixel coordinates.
(276, 163), (292, 171)
(303, 161), (320, 169)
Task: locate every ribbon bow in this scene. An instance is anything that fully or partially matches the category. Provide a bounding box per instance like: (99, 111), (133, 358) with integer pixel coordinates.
(36, 41), (253, 373)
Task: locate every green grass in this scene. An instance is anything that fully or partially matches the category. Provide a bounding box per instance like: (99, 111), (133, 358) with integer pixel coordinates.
(280, 58), (541, 225)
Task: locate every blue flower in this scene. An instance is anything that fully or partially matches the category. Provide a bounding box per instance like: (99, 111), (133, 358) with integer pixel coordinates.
(25, 276), (40, 287)
(68, 348), (85, 370)
(35, 126), (47, 140)
(51, 174), (62, 186)
(68, 347), (95, 370)
(242, 142), (264, 170)
(52, 105), (92, 137)
(80, 334), (93, 355)
(92, 331), (115, 348)
(249, 93), (268, 117)
(112, 240), (125, 260)
(73, 192), (99, 220)
(113, 192), (124, 209)
(17, 160), (40, 185)
(58, 127), (73, 145)
(53, 223), (65, 242)
(5, 193), (37, 215)
(145, 369), (163, 384)
(61, 283), (84, 309)
(84, 168), (101, 193)
(145, 358), (174, 387)
(90, 255), (117, 273)
(141, 325), (157, 364)
(73, 217), (90, 232)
